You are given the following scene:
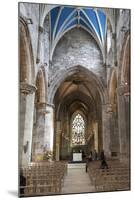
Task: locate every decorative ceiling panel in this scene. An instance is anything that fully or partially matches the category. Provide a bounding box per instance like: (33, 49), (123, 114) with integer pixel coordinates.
(50, 6), (107, 59)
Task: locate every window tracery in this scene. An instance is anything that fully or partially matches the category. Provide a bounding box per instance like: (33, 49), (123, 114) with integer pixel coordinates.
(72, 113), (85, 145)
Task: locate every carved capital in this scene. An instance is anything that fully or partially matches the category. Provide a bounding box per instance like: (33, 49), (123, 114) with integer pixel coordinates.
(38, 109), (47, 115)
(35, 102), (46, 109)
(117, 84), (130, 96)
(102, 103), (114, 114)
(46, 102), (55, 109)
(35, 102), (50, 115)
(112, 33), (116, 39)
(38, 26), (44, 33)
(36, 58), (40, 64)
(20, 82), (36, 94)
(106, 104), (114, 114)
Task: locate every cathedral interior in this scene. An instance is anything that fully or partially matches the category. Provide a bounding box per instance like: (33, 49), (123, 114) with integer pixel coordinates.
(19, 3), (130, 197)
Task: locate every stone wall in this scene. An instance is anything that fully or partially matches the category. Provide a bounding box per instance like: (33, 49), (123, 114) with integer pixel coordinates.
(49, 28), (105, 84)
(19, 3), (40, 75)
(19, 3), (130, 164)
(116, 9), (130, 66)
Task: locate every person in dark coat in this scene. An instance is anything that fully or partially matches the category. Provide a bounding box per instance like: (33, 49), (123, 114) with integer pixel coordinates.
(100, 150), (109, 169)
(85, 151), (92, 172)
(88, 151), (93, 161)
(85, 154), (89, 172)
(20, 169), (26, 196)
(92, 149), (98, 161)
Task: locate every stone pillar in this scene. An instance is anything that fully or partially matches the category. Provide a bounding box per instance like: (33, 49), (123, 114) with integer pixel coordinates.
(20, 82), (36, 166)
(36, 26), (44, 64)
(44, 104), (54, 151)
(124, 94), (130, 158)
(37, 17), (49, 82)
(66, 114), (70, 157)
(117, 84), (130, 162)
(55, 121), (61, 161)
(102, 104), (111, 157)
(33, 102), (46, 160)
(108, 105), (119, 157)
(93, 122), (99, 153)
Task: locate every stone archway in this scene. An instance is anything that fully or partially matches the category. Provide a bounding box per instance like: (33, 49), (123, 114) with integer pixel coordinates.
(49, 66), (111, 161)
(19, 17), (35, 85)
(48, 66), (107, 105)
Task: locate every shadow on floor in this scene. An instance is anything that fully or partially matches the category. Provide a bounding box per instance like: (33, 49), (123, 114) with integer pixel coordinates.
(8, 190), (18, 197)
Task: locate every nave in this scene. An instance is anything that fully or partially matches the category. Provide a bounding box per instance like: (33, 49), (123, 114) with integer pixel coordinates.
(19, 3), (130, 197)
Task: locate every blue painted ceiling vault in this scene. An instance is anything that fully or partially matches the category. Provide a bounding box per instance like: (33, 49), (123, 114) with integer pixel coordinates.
(50, 6), (107, 59)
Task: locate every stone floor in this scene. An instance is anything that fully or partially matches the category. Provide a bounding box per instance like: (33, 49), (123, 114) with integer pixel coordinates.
(61, 163), (95, 194)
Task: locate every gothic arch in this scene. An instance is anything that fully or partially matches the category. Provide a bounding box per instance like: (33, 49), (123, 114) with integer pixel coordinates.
(121, 34), (130, 85)
(19, 17), (35, 84)
(55, 91), (95, 121)
(48, 65), (108, 105)
(50, 26), (104, 62)
(35, 67), (47, 104)
(119, 31), (130, 85)
(41, 5), (114, 63)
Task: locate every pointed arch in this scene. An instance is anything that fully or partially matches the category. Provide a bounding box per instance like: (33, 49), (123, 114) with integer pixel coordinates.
(48, 65), (108, 105)
(50, 26), (104, 62)
(118, 31), (130, 85)
(19, 17), (35, 84)
(121, 33), (130, 85)
(35, 67), (47, 104)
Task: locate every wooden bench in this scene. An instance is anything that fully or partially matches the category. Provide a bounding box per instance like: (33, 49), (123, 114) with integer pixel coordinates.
(87, 160), (130, 192)
(19, 161), (67, 197)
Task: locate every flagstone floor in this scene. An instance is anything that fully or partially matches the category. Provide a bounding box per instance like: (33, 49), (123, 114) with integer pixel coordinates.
(61, 163), (95, 194)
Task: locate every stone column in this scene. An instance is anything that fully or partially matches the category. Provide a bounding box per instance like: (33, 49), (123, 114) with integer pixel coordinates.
(55, 121), (61, 161)
(33, 102), (46, 160)
(102, 104), (111, 157)
(66, 114), (70, 158)
(117, 84), (130, 162)
(36, 26), (44, 64)
(93, 122), (99, 153)
(108, 105), (119, 157)
(44, 104), (54, 151)
(20, 82), (36, 166)
(124, 94), (130, 159)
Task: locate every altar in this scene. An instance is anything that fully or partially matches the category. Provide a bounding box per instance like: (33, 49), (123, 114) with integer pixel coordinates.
(73, 153), (82, 161)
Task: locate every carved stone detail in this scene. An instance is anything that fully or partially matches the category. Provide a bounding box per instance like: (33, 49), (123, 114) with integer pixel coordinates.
(117, 84), (130, 96)
(106, 104), (114, 114)
(38, 26), (44, 33)
(20, 82), (36, 94)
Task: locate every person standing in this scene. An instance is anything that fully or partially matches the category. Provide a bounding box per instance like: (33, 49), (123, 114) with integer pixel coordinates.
(92, 149), (98, 161)
(89, 151), (92, 161)
(100, 150), (109, 169)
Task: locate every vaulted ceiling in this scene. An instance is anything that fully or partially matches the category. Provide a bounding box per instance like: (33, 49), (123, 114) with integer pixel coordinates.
(50, 6), (107, 55)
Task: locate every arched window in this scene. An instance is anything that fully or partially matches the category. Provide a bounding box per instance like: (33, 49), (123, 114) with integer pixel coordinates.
(72, 113), (85, 145)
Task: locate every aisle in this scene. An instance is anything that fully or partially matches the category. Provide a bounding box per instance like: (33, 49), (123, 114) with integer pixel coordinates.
(61, 163), (95, 194)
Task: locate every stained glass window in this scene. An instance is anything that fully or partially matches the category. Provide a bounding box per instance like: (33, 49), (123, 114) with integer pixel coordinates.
(72, 113), (85, 145)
